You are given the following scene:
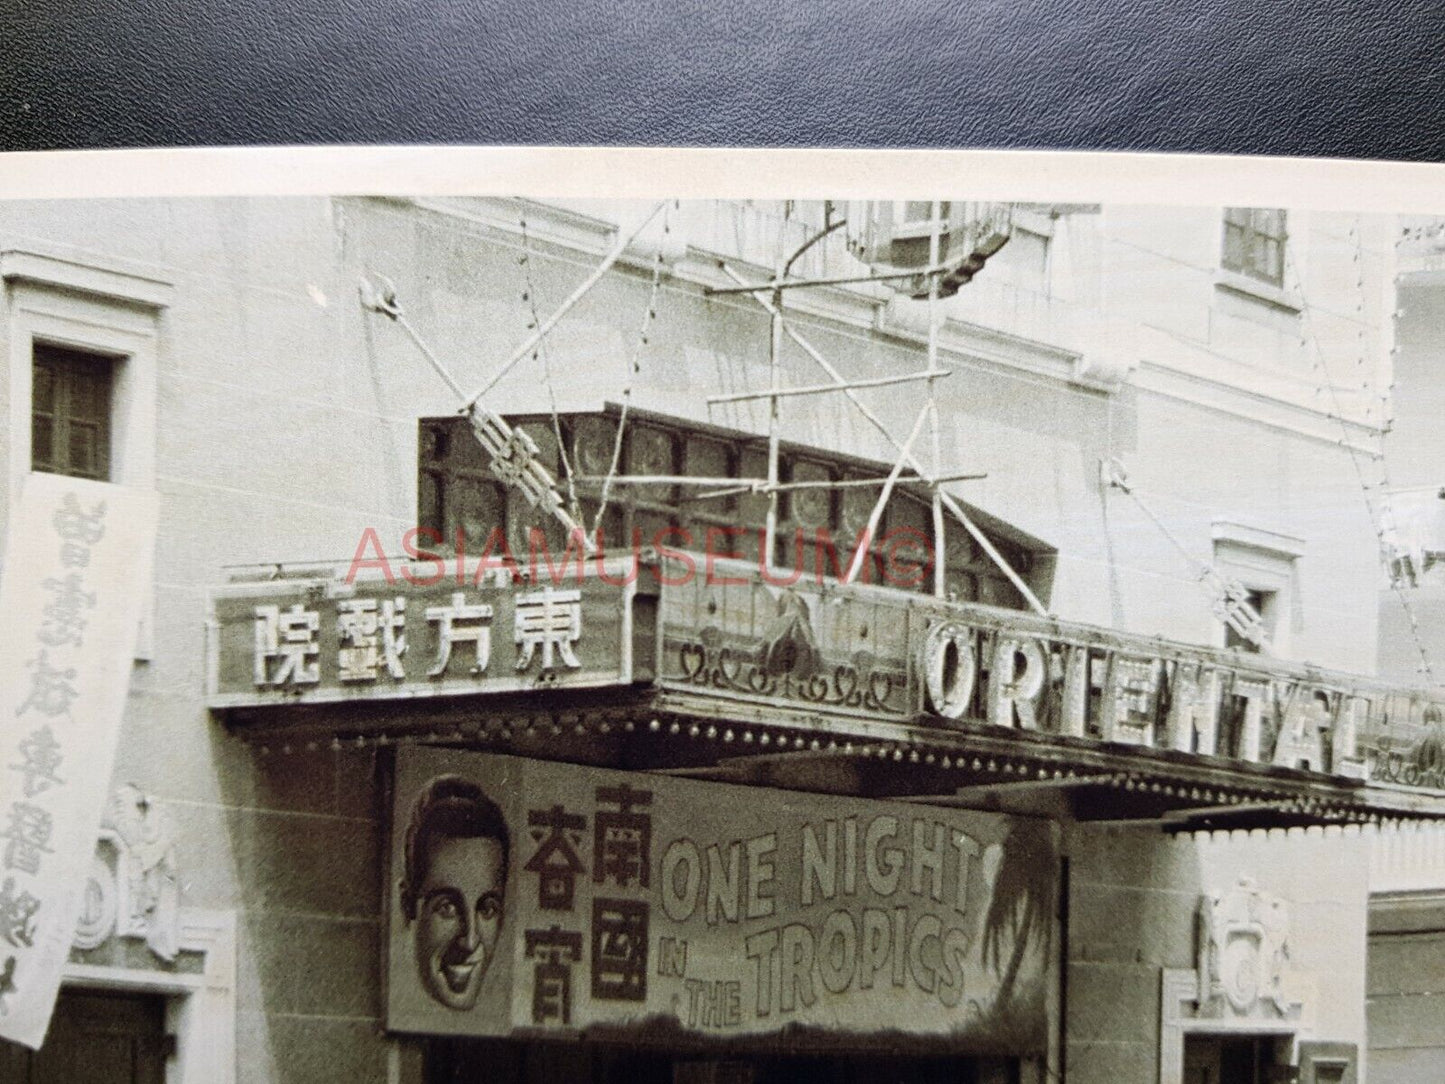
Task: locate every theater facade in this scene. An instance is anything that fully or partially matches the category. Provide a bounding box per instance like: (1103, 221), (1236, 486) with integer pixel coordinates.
(207, 519), (1445, 1084)
(0, 189), (1436, 1083)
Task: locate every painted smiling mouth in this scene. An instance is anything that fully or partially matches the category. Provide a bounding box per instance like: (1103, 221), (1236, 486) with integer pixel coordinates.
(438, 945), (488, 995)
(442, 962), (477, 992)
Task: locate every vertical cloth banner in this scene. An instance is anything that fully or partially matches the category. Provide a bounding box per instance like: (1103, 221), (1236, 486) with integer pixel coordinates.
(0, 473), (158, 1049)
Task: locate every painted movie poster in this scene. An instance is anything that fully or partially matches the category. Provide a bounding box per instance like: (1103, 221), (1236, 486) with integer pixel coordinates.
(387, 748), (1056, 1051)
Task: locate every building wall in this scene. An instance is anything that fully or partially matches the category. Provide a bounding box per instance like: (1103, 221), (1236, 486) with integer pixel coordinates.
(1367, 898), (1445, 1081)
(1066, 826), (1371, 1083)
(1371, 251), (1445, 1078)
(0, 194), (1395, 1082)
(0, 197), (405, 1083)
(1366, 828), (1445, 1082)
(337, 197), (1389, 668)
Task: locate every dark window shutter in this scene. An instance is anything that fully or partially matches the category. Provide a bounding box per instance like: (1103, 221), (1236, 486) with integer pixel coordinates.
(32, 343), (114, 481)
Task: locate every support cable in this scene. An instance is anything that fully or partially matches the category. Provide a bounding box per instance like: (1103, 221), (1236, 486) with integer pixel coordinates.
(592, 202), (672, 536)
(1289, 228), (1437, 684)
(358, 273), (594, 551)
(927, 200), (947, 599)
(468, 201), (668, 404)
(719, 262), (1047, 615)
(1101, 462), (1271, 650)
(517, 213), (582, 527)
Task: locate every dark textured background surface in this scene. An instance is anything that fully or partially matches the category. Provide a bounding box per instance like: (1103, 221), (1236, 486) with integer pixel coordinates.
(2, 0), (1444, 158)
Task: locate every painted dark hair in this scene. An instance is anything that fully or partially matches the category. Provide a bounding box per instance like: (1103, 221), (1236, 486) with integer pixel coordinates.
(400, 775), (510, 922)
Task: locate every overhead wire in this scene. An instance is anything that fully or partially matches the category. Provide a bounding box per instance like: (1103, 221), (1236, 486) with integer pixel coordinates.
(593, 202), (672, 537)
(517, 211), (583, 528)
(1288, 223), (1437, 685)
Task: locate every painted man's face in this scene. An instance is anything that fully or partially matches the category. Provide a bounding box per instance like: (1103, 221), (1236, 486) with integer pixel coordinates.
(413, 835), (506, 1011)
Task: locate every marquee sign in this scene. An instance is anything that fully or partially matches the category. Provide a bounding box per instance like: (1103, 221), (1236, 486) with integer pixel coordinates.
(213, 553), (1445, 798)
(207, 560), (641, 708)
(656, 557), (1445, 794)
(386, 749), (1055, 1049)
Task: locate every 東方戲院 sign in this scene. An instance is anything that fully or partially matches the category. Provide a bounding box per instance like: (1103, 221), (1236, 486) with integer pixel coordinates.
(0, 474), (157, 1049)
(207, 562), (638, 708)
(386, 749), (1055, 1050)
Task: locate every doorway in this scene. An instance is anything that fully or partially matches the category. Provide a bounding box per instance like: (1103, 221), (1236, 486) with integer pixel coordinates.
(1182, 1034), (1291, 1084)
(0, 989), (173, 1084)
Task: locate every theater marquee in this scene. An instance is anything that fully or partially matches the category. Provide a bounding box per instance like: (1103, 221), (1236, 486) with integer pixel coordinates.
(656, 557), (1444, 793)
(207, 560), (642, 708)
(386, 749), (1056, 1049)
(212, 554), (1445, 799)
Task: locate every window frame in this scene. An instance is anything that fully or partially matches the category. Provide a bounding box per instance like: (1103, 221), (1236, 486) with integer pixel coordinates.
(1212, 520), (1306, 658)
(31, 341), (119, 481)
(3, 248), (170, 658)
(1221, 207), (1288, 287)
(889, 200), (953, 241)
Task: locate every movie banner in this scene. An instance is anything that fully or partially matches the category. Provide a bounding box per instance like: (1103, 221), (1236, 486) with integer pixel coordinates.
(0, 474), (158, 1049)
(387, 749), (1056, 1051)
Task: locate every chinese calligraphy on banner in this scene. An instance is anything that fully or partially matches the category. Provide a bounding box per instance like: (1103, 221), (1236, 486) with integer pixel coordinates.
(387, 750), (1056, 1052)
(0, 474), (157, 1049)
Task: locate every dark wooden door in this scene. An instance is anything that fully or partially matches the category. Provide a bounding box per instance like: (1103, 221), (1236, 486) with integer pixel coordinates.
(0, 990), (171, 1084)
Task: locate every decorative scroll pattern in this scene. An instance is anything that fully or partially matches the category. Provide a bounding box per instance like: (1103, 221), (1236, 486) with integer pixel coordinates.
(671, 628), (909, 718)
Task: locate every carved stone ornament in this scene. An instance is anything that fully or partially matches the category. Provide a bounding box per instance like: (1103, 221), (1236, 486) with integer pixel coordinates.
(74, 784), (180, 962)
(1197, 876), (1292, 1018)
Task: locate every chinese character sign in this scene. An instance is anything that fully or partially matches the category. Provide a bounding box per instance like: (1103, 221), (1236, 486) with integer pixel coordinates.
(0, 474), (157, 1049)
(387, 750), (1055, 1052)
(209, 575), (628, 709)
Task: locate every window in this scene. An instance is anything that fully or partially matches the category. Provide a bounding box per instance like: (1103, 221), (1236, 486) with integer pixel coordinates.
(31, 343), (115, 481)
(894, 201), (952, 237)
(1212, 520), (1305, 657)
(4, 248), (171, 660)
(1222, 207), (1287, 286)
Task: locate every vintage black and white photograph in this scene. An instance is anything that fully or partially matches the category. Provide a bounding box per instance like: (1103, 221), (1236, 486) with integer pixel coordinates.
(0, 149), (1441, 1084)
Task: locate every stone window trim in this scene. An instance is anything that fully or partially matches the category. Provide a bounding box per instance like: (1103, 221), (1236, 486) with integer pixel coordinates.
(1211, 519), (1306, 656)
(1216, 208), (1304, 313)
(3, 246), (171, 658)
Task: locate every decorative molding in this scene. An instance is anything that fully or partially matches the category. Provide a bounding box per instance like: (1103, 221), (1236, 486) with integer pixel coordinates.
(82, 785), (181, 962)
(2, 248), (174, 310)
(62, 908), (236, 1084)
(1212, 520), (1308, 559)
(875, 295), (1084, 387)
(1214, 268), (1303, 314)
(1133, 361), (1383, 453)
(1159, 878), (1318, 1084)
(1197, 877), (1293, 1015)
(62, 787), (233, 1084)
